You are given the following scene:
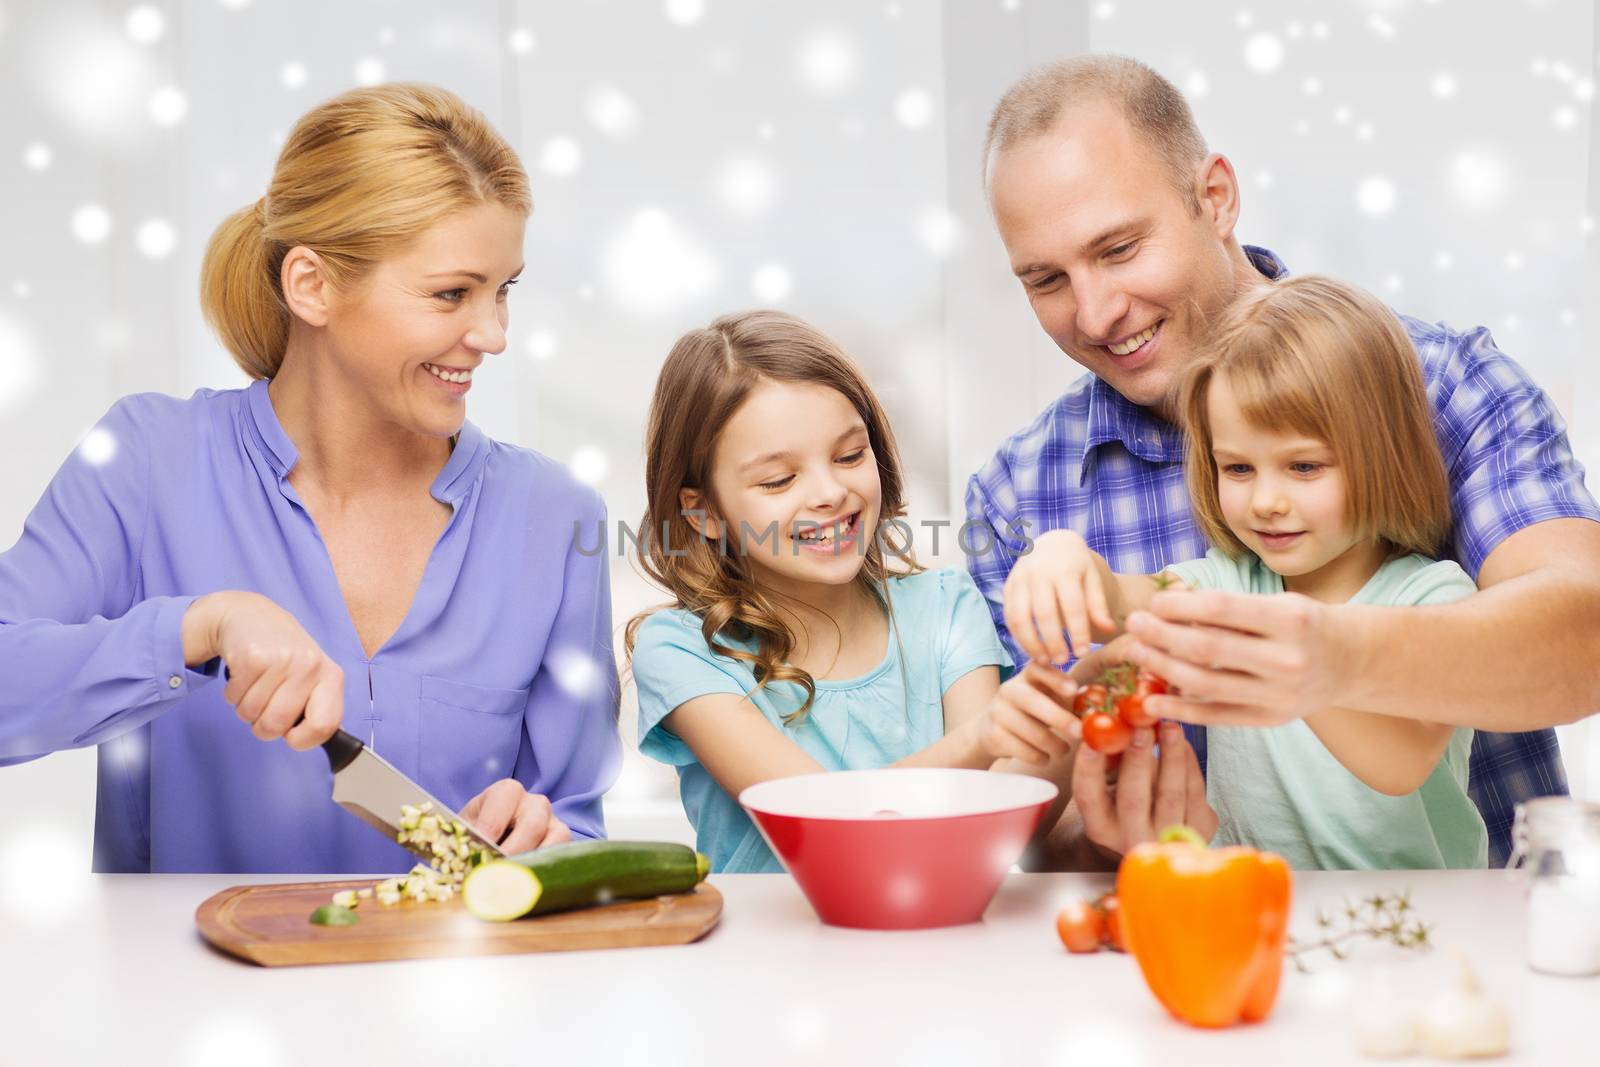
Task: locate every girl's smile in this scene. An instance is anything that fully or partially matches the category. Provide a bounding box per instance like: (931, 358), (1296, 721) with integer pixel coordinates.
(794, 511), (863, 553)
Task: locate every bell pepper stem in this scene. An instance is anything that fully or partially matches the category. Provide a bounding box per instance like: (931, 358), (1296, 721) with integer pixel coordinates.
(1157, 825), (1208, 847)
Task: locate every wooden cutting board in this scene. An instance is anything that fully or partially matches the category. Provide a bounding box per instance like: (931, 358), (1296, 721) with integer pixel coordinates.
(196, 878), (723, 966)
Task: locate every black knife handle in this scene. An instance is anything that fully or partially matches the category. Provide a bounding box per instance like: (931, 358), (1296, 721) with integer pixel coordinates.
(322, 728), (365, 774)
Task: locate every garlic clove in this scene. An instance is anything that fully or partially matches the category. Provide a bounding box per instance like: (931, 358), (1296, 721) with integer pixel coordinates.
(1349, 968), (1420, 1059)
(1418, 953), (1512, 1059)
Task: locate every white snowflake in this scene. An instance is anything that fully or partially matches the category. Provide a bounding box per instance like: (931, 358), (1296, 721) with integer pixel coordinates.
(570, 447), (608, 486)
(1355, 176), (1397, 216)
(149, 86), (188, 126)
(1449, 150), (1509, 209)
(1243, 34), (1284, 74)
(894, 88), (934, 130)
(526, 330), (557, 360)
(353, 56), (385, 86)
(136, 219), (177, 259)
(586, 85), (640, 138)
(916, 208), (963, 258)
(78, 427), (118, 466)
(280, 62), (308, 90)
(602, 208), (718, 315)
(23, 143), (51, 171)
(539, 137), (582, 177)
(124, 6), (165, 45)
(716, 156), (778, 216)
(71, 204), (113, 244)
(664, 0), (706, 26)
(796, 32), (858, 95)
(751, 263), (793, 302)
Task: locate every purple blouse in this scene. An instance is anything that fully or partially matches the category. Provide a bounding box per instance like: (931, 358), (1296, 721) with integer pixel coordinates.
(0, 380), (621, 872)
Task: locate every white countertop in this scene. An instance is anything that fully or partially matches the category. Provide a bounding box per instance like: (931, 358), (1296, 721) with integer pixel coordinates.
(3, 869), (1590, 1066)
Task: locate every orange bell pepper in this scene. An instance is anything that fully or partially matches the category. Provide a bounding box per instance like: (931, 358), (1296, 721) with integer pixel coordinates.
(1116, 826), (1292, 1029)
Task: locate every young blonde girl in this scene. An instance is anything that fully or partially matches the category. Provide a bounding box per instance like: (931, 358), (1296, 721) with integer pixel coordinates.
(1007, 276), (1486, 869)
(627, 310), (1079, 873)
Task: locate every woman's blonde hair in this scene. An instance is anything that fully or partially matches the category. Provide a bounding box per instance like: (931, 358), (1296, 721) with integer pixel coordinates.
(625, 310), (920, 723)
(1177, 275), (1452, 560)
(199, 83), (531, 379)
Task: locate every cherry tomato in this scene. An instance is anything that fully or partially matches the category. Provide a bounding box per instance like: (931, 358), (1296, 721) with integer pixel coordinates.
(1135, 669), (1169, 696)
(1114, 690), (1159, 729)
(1082, 711), (1132, 755)
(1072, 683), (1109, 717)
(1095, 893), (1127, 953)
(1055, 900), (1104, 954)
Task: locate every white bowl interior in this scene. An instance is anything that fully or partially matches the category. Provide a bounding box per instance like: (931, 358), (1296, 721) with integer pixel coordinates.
(740, 768), (1057, 821)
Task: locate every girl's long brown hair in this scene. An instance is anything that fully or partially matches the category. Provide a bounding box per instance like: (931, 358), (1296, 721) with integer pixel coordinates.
(625, 310), (920, 722)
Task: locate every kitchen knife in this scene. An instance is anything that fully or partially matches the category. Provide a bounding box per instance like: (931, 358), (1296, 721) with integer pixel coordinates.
(322, 729), (505, 862)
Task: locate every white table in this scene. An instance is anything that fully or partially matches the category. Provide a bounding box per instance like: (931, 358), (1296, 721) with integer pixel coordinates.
(3, 869), (1589, 1066)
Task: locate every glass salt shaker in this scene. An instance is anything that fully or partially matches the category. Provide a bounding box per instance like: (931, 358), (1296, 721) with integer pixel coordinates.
(1507, 797), (1600, 977)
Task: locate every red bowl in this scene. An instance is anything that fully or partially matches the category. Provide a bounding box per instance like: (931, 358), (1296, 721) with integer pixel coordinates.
(739, 768), (1058, 929)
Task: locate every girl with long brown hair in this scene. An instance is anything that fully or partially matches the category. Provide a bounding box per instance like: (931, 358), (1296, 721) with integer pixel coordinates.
(627, 310), (1079, 873)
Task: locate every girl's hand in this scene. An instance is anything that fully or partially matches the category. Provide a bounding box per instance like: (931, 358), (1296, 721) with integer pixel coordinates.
(977, 662), (1083, 765)
(186, 591), (346, 750)
(1003, 530), (1118, 665)
(460, 780), (572, 854)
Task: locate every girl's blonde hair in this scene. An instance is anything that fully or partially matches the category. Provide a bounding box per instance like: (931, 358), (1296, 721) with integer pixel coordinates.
(199, 83), (531, 379)
(1177, 274), (1451, 560)
(625, 310), (920, 722)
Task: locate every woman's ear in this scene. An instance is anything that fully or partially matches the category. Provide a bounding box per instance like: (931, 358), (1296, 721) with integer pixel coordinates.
(281, 246), (332, 328)
(678, 488), (722, 540)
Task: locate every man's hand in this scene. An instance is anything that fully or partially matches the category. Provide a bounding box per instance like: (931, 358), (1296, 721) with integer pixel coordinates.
(1071, 721), (1216, 856)
(1124, 587), (1363, 727)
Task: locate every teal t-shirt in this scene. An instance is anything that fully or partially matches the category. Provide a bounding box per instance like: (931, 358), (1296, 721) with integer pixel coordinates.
(632, 567), (1011, 873)
(1162, 549), (1487, 870)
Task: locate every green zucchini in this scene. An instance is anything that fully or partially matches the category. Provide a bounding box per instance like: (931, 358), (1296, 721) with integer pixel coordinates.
(463, 840), (710, 922)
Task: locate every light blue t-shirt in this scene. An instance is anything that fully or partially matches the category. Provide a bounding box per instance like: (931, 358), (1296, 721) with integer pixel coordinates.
(1163, 549), (1487, 870)
(633, 567), (1011, 872)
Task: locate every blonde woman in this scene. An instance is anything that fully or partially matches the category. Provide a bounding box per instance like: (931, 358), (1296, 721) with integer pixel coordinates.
(0, 85), (619, 872)
(1004, 276), (1487, 869)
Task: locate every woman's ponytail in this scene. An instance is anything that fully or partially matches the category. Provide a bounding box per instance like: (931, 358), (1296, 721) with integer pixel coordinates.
(199, 197), (287, 380)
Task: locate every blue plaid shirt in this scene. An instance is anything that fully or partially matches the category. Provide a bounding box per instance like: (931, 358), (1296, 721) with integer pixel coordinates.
(965, 246), (1600, 867)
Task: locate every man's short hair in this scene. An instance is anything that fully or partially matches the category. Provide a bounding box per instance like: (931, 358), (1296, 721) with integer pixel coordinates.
(984, 54), (1209, 212)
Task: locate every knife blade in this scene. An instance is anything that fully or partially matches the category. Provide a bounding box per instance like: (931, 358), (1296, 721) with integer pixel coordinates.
(322, 729), (505, 863)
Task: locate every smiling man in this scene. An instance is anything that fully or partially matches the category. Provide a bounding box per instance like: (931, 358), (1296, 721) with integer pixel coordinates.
(964, 55), (1600, 868)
